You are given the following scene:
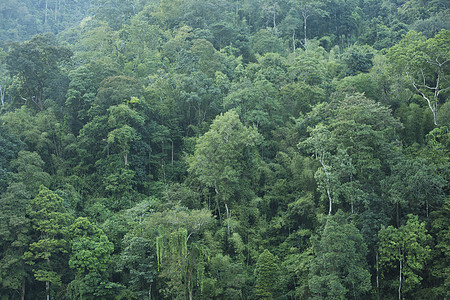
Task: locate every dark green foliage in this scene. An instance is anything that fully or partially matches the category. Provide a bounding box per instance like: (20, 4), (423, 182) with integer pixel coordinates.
(0, 0), (93, 44)
(9, 151), (51, 195)
(24, 186), (73, 300)
(254, 249), (280, 299)
(378, 214), (432, 299)
(0, 124), (22, 195)
(428, 197), (450, 298)
(67, 217), (114, 299)
(301, 93), (403, 215)
(6, 33), (72, 110)
(309, 211), (371, 299)
(91, 76), (143, 115)
(342, 44), (375, 76)
(187, 110), (262, 212)
(116, 236), (157, 299)
(65, 59), (120, 134)
(0, 1), (448, 299)
(0, 182), (31, 299)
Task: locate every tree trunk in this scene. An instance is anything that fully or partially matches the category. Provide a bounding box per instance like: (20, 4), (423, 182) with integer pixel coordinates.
(46, 257), (50, 300)
(398, 246), (403, 300)
(225, 202), (230, 236)
(292, 30), (296, 53)
(303, 15), (307, 49)
(327, 186), (332, 216)
(187, 269), (193, 300)
(410, 74), (440, 126)
(318, 156), (333, 216)
(21, 278), (25, 300)
(376, 250), (379, 299)
(45, 0), (48, 24)
(432, 102), (438, 126)
(214, 185), (222, 225)
(396, 202), (400, 228)
(54, 0), (58, 22)
(171, 140), (174, 166)
(273, 10), (276, 28)
(46, 280), (50, 300)
(0, 76), (5, 106)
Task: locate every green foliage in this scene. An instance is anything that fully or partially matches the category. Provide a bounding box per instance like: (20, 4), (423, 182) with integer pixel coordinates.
(0, 0), (93, 44)
(386, 30), (450, 125)
(148, 207), (212, 299)
(65, 59), (120, 134)
(254, 249), (280, 299)
(68, 217), (114, 299)
(378, 214), (432, 299)
(203, 254), (246, 299)
(24, 186), (72, 299)
(9, 150), (51, 195)
(0, 124), (23, 195)
(428, 197), (450, 298)
(250, 29), (286, 55)
(309, 210), (371, 299)
(301, 93), (402, 215)
(6, 34), (72, 110)
(386, 157), (445, 218)
(341, 44), (375, 76)
(0, 182), (31, 299)
(187, 110), (262, 209)
(116, 235), (157, 299)
(91, 76), (143, 115)
(0, 1), (448, 299)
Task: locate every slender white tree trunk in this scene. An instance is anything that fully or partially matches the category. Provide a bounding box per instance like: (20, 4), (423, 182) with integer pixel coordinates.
(45, 0), (48, 24)
(376, 250), (379, 296)
(292, 30), (296, 53)
(318, 156), (333, 216)
(0, 77), (5, 106)
(399, 245), (403, 300)
(46, 280), (50, 300)
(225, 203), (230, 236)
(21, 279), (25, 300)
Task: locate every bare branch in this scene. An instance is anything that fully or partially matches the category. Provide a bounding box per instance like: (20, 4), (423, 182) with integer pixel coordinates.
(437, 58), (449, 67)
(412, 80), (433, 113)
(436, 86), (450, 97)
(186, 231), (194, 243)
(415, 83), (437, 91)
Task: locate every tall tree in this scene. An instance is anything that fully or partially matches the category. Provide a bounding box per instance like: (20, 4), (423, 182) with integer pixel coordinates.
(386, 30), (450, 126)
(67, 217), (115, 299)
(150, 207), (212, 300)
(187, 110), (262, 234)
(0, 124), (23, 196)
(290, 0), (325, 49)
(9, 151), (51, 195)
(254, 249), (280, 299)
(378, 214), (432, 300)
(23, 186), (72, 300)
(300, 94), (402, 215)
(0, 183), (31, 300)
(117, 235), (157, 299)
(309, 210), (371, 299)
(6, 34), (72, 111)
(428, 197), (450, 299)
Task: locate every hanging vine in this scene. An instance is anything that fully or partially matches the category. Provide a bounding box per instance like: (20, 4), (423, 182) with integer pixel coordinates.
(156, 227), (188, 270)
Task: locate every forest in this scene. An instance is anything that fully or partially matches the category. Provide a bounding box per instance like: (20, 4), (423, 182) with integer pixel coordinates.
(0, 0), (449, 299)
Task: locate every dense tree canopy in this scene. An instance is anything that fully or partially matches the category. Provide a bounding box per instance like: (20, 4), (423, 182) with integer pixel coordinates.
(0, 0), (448, 299)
